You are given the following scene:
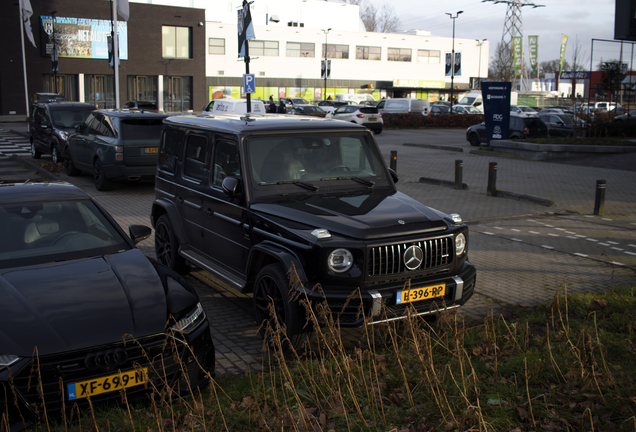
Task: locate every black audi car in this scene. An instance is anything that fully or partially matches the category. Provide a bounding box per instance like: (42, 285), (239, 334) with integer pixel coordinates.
(0, 182), (214, 427)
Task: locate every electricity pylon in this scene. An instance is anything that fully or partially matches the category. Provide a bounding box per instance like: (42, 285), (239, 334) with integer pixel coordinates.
(482, 0), (545, 90)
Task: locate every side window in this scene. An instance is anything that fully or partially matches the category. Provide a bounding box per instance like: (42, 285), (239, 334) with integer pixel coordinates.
(91, 114), (115, 138)
(183, 134), (207, 182)
(211, 140), (241, 187)
(84, 113), (96, 132)
(158, 128), (184, 174)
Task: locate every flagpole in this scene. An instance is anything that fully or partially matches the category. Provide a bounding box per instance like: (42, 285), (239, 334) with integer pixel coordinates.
(112, 0), (120, 109)
(19, 4), (30, 118)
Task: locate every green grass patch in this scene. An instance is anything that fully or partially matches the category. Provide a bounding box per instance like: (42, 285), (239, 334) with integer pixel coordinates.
(15, 285), (636, 432)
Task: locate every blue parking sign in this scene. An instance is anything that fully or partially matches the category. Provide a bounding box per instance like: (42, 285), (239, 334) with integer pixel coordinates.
(243, 74), (255, 94)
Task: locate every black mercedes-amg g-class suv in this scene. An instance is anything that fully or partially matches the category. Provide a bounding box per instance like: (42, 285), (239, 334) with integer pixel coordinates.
(151, 113), (476, 347)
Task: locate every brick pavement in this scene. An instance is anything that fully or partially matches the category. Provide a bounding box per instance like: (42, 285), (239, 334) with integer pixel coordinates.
(2, 128), (635, 376)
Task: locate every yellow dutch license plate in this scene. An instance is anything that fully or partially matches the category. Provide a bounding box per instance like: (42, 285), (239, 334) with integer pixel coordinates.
(397, 283), (446, 305)
(67, 367), (148, 400)
(144, 147), (159, 154)
(369, 118), (377, 121)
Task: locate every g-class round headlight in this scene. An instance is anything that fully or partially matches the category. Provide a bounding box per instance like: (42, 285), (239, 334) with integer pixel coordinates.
(455, 233), (466, 256)
(328, 248), (353, 273)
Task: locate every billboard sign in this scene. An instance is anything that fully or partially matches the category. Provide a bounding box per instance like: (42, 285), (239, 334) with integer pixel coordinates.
(482, 82), (512, 145)
(39, 16), (128, 60)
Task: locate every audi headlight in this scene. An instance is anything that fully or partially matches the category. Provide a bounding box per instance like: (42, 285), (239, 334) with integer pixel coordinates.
(328, 248), (353, 273)
(58, 130), (70, 141)
(455, 233), (466, 256)
(171, 302), (205, 334)
(0, 354), (20, 372)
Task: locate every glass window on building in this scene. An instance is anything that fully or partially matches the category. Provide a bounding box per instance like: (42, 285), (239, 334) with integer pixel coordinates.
(84, 75), (115, 109)
(127, 76), (158, 103)
(43, 74), (78, 101)
(388, 48), (412, 62)
(356, 46), (381, 61)
(323, 44), (349, 59)
(417, 49), (441, 64)
(162, 26), (192, 59)
(249, 40), (279, 56)
(286, 42), (315, 58)
(209, 38), (225, 55)
(163, 76), (192, 113)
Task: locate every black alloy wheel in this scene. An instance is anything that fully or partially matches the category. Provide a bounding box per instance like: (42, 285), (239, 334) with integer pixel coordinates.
(64, 148), (81, 176)
(51, 142), (61, 164)
(468, 133), (480, 147)
(253, 264), (305, 350)
(93, 158), (111, 191)
(31, 140), (42, 159)
(154, 215), (190, 275)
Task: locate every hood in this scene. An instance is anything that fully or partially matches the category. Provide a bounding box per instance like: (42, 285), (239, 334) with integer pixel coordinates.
(0, 249), (167, 357)
(252, 190), (448, 240)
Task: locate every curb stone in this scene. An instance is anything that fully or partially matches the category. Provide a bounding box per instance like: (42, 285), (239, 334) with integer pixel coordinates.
(404, 143), (463, 152)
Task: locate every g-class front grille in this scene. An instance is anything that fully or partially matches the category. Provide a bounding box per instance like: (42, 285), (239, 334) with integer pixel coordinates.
(368, 236), (453, 276)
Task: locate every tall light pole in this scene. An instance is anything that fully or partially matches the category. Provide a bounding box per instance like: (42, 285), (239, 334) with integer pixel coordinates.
(475, 39), (486, 89)
(322, 28), (331, 100)
(446, 11), (463, 112)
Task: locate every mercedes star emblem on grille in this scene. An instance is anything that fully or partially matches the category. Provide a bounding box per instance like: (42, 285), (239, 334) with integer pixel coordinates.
(404, 245), (423, 270)
(398, 220), (405, 225)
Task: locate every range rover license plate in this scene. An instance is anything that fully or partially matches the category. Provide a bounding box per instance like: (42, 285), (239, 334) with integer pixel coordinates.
(396, 283), (446, 305)
(67, 367), (148, 400)
(144, 147), (158, 154)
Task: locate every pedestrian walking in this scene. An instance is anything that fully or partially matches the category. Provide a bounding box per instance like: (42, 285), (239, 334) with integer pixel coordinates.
(268, 96), (276, 113)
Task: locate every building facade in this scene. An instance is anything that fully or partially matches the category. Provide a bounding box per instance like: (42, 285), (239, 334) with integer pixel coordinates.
(1, 0), (206, 115)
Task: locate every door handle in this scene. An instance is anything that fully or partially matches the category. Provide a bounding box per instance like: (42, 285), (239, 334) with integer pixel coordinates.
(176, 197), (184, 204)
(204, 208), (213, 217)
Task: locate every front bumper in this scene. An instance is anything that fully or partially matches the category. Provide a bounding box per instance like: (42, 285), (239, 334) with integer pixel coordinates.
(305, 261), (476, 327)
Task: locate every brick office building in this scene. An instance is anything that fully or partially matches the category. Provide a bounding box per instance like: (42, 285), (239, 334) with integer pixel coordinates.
(1, 0), (206, 116)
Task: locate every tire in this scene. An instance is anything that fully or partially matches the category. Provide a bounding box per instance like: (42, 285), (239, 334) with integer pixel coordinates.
(253, 263), (306, 351)
(154, 214), (190, 275)
(93, 158), (111, 191)
(374, 128), (383, 135)
(31, 139), (42, 159)
(51, 142), (61, 164)
(468, 133), (480, 147)
(64, 147), (81, 176)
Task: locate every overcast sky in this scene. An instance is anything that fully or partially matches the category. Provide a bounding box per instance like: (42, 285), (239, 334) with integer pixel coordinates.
(391, 0), (632, 71)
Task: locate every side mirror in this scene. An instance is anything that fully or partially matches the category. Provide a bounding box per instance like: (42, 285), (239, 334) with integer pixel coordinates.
(75, 124), (82, 133)
(129, 224), (152, 245)
(222, 176), (240, 196)
(388, 168), (399, 184)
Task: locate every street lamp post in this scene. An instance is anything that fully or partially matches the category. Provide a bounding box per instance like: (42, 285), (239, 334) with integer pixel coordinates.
(475, 39), (486, 89)
(446, 11), (463, 112)
(322, 28), (331, 100)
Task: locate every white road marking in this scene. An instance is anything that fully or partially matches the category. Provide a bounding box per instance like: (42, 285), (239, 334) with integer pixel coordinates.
(548, 233), (559, 237)
(575, 235), (587, 238)
(493, 227), (503, 230)
(529, 231), (540, 234)
(527, 219), (536, 222)
(574, 253), (588, 257)
(541, 245), (554, 249)
(625, 251), (636, 256)
(511, 238), (523, 242)
(544, 225), (554, 227)
(482, 232), (494, 236)
(510, 229), (521, 232)
(602, 218), (612, 221)
(554, 228), (566, 231)
(611, 247), (624, 251)
(566, 236), (578, 239)
(564, 231), (576, 234)
(586, 238), (598, 242)
(612, 261), (625, 266)
(607, 241), (619, 245)
(599, 243), (610, 246)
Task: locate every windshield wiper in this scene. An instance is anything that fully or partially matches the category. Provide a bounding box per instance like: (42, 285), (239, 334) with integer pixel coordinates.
(320, 176), (375, 187)
(260, 180), (318, 191)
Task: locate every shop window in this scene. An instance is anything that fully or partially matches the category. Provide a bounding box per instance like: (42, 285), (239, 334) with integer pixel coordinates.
(356, 46), (381, 61)
(162, 26), (192, 59)
(323, 44), (349, 59)
(388, 48), (412, 62)
(249, 40), (279, 56)
(287, 42), (314, 58)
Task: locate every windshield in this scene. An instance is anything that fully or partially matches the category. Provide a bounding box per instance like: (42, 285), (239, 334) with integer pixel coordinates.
(247, 133), (390, 191)
(121, 119), (165, 140)
(50, 108), (94, 128)
(0, 199), (129, 269)
(519, 106), (536, 113)
(458, 96), (476, 105)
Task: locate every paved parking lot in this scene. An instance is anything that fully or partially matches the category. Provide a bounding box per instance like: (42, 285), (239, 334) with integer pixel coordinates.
(2, 125), (635, 376)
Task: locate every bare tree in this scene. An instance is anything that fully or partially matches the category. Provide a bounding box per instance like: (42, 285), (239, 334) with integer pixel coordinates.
(488, 41), (514, 82)
(344, 0), (400, 33)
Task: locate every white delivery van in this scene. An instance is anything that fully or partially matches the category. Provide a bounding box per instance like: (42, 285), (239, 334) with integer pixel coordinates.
(202, 98), (266, 114)
(457, 90), (518, 112)
(334, 94), (377, 104)
(376, 98), (430, 116)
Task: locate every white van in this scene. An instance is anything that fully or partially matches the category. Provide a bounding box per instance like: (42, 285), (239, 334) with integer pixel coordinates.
(376, 98), (430, 116)
(203, 98), (266, 114)
(334, 94), (376, 104)
(457, 91), (483, 111)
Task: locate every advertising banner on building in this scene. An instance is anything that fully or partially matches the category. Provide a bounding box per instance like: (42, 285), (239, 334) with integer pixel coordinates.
(39, 16), (128, 60)
(528, 35), (539, 73)
(481, 82), (512, 145)
(512, 36), (522, 76)
(559, 34), (569, 75)
(454, 52), (462, 76)
(445, 53), (452, 76)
